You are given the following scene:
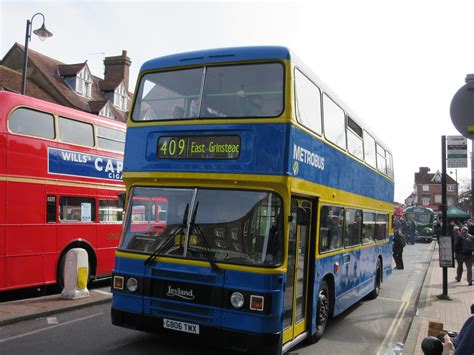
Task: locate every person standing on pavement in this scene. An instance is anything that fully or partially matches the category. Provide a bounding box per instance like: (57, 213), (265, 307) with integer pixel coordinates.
(454, 226), (473, 286)
(393, 220), (406, 269)
(452, 226), (462, 269)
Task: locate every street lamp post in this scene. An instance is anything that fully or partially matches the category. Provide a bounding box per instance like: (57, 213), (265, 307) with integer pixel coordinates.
(21, 12), (53, 95)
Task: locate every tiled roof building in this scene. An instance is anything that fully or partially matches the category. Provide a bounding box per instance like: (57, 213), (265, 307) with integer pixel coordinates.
(0, 43), (132, 122)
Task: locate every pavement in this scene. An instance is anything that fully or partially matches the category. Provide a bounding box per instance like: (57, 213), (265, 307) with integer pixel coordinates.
(0, 245), (472, 354)
(404, 242), (473, 354)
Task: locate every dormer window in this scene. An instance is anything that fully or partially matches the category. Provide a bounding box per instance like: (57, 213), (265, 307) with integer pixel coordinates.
(114, 83), (128, 111)
(76, 67), (92, 98)
(99, 103), (114, 119)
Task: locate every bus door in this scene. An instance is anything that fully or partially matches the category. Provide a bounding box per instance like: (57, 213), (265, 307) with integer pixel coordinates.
(283, 197), (314, 343)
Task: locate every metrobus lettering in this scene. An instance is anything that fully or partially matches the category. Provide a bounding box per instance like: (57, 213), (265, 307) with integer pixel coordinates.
(293, 144), (325, 170)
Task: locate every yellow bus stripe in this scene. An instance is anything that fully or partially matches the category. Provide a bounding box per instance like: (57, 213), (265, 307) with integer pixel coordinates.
(115, 250), (286, 275)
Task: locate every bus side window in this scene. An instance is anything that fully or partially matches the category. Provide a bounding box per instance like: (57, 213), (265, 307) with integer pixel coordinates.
(345, 208), (362, 247)
(319, 206), (344, 253)
(59, 196), (96, 223)
(375, 213), (388, 241)
(362, 212), (375, 244)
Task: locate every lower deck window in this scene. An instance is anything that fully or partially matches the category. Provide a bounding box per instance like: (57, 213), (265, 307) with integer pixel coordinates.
(59, 196), (96, 222)
(99, 199), (123, 222)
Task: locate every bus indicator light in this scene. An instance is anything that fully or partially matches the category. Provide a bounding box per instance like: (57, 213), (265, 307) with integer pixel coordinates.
(250, 295), (264, 311)
(114, 276), (124, 290)
(334, 262), (340, 273)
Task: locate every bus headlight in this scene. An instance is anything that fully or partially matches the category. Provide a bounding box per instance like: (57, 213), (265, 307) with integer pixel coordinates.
(230, 292), (244, 308)
(126, 277), (138, 292)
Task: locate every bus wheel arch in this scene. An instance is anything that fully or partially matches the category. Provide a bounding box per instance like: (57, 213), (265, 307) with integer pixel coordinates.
(310, 275), (334, 343)
(57, 241), (97, 290)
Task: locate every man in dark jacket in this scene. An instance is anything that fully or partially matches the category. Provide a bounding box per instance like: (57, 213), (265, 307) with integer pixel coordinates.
(454, 226), (473, 286)
(393, 220), (406, 270)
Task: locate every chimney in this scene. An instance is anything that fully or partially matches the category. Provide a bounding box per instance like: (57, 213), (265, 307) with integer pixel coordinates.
(415, 167), (430, 185)
(103, 50), (131, 91)
(418, 167), (430, 175)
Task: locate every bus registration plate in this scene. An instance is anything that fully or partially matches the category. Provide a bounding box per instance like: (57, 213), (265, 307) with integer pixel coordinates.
(163, 318), (200, 334)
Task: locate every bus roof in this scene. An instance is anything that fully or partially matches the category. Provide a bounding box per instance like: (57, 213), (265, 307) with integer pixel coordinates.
(0, 91), (126, 131)
(138, 46), (392, 158)
(140, 46), (291, 72)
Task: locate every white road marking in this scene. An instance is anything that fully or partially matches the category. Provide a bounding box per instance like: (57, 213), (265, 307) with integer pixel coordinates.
(93, 289), (112, 295)
(376, 288), (413, 355)
(0, 313), (103, 344)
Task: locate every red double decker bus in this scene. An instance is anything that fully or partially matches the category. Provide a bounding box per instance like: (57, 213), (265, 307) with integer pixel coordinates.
(0, 91), (126, 292)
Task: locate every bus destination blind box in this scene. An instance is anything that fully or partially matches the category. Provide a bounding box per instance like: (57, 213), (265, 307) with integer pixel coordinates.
(157, 135), (240, 159)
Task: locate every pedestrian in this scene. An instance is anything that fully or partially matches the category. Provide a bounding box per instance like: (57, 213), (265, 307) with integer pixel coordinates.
(454, 226), (473, 286)
(393, 227), (406, 269)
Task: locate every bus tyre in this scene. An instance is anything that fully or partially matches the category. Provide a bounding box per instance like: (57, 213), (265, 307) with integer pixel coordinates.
(311, 280), (330, 343)
(368, 260), (381, 299)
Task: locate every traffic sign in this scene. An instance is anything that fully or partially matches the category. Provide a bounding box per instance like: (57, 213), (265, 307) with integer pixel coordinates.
(447, 135), (467, 168)
(450, 74), (474, 138)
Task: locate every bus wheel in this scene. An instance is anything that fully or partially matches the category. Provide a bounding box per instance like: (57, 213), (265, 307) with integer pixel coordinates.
(311, 280), (330, 343)
(368, 259), (381, 299)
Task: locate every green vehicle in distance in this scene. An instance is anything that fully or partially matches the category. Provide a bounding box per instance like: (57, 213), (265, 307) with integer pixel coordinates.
(404, 206), (434, 243)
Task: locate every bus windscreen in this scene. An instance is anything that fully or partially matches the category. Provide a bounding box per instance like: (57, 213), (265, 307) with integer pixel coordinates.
(132, 63), (284, 121)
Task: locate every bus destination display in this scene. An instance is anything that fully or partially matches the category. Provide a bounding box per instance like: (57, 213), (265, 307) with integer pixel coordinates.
(157, 135), (240, 159)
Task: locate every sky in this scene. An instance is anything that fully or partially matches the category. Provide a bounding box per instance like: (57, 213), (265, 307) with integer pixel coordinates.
(1, 0), (474, 203)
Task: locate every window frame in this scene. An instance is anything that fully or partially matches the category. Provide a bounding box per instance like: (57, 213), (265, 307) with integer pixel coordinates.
(294, 67), (322, 136)
(8, 107), (56, 140)
(59, 196), (96, 223)
(322, 93), (346, 150)
(131, 61), (286, 122)
(76, 67), (92, 98)
(58, 116), (95, 147)
(346, 116), (364, 161)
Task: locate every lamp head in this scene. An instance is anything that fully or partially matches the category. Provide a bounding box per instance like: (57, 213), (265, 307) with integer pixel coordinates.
(33, 23), (53, 41)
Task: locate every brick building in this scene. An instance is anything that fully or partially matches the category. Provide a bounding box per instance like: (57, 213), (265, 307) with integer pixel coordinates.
(408, 167), (458, 212)
(0, 43), (131, 122)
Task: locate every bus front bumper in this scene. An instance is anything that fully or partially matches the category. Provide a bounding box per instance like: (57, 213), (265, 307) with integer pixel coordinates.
(111, 308), (282, 354)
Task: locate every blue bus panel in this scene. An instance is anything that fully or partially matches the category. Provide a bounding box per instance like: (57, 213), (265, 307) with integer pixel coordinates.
(124, 123), (393, 202)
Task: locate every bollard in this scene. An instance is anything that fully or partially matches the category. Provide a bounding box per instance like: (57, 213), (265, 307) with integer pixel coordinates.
(60, 248), (90, 299)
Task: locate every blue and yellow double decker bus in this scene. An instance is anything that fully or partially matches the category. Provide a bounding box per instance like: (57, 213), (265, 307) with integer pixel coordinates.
(111, 46), (394, 354)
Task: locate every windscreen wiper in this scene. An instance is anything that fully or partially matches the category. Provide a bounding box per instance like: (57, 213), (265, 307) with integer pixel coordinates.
(188, 202), (220, 273)
(145, 203), (189, 266)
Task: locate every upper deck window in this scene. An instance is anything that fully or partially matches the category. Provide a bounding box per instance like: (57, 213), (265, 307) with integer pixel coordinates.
(59, 117), (94, 147)
(323, 94), (346, 150)
(294, 69), (322, 135)
(9, 108), (55, 139)
(96, 126), (125, 153)
(132, 63), (284, 121)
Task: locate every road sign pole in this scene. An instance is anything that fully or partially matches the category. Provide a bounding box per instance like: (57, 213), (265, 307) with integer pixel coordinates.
(438, 135), (450, 300)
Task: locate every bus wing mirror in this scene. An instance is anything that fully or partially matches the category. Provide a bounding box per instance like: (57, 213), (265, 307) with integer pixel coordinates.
(296, 207), (310, 226)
